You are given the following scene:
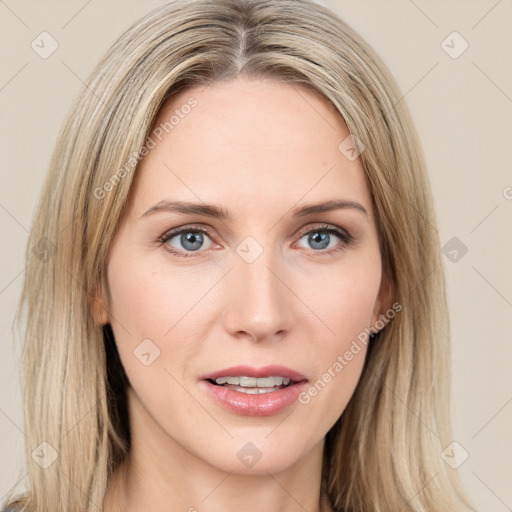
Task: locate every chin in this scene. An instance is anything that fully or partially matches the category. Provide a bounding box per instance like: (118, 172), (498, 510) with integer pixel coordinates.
(198, 436), (314, 476)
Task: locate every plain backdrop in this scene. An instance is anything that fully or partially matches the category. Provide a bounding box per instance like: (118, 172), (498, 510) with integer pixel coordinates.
(1, 1), (511, 510)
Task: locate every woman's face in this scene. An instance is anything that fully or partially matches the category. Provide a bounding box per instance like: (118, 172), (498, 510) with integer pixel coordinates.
(97, 76), (391, 475)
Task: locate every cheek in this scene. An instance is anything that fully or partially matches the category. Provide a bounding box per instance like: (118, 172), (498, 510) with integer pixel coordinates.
(294, 259), (381, 419)
(323, 273), (377, 342)
(106, 249), (205, 340)
(105, 253), (204, 427)
(301, 253), (381, 349)
(104, 248), (199, 382)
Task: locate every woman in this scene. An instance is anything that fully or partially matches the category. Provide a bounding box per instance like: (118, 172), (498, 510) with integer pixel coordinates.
(3, 0), (475, 511)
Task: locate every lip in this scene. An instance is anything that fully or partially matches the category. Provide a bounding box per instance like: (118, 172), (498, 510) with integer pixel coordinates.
(198, 365), (308, 417)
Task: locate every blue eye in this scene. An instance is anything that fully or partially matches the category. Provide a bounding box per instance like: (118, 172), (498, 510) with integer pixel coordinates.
(158, 226), (214, 258)
(157, 224), (354, 259)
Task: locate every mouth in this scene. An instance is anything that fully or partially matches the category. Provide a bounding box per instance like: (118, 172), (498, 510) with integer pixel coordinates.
(205, 375), (299, 394)
(198, 365), (309, 416)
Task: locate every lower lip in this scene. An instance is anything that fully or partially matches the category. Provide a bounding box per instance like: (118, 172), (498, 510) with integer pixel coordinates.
(199, 380), (308, 416)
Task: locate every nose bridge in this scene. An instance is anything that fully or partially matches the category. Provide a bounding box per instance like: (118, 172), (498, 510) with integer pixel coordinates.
(225, 238), (291, 340)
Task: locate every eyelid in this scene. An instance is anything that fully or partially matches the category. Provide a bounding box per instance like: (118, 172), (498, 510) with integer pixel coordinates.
(158, 223), (216, 240)
(294, 223), (352, 241)
(156, 223), (218, 253)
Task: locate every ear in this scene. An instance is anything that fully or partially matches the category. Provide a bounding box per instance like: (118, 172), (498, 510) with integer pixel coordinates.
(90, 282), (110, 325)
(370, 271), (394, 334)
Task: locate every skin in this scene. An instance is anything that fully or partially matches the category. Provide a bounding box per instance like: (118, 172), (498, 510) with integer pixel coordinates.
(95, 76), (391, 512)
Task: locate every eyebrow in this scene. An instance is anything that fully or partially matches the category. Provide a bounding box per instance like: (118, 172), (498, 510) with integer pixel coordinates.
(140, 199), (368, 220)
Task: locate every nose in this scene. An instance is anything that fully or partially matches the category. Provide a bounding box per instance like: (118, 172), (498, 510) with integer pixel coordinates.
(222, 247), (294, 343)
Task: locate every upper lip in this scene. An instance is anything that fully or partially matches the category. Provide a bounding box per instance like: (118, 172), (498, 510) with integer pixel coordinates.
(199, 365), (308, 382)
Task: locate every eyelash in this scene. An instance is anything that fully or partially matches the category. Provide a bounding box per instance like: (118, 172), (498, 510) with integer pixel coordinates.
(156, 223), (354, 259)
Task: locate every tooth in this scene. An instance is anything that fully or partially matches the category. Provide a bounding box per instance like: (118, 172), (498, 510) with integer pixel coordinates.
(282, 377), (291, 385)
(259, 387), (279, 393)
(239, 376), (257, 387)
(245, 387), (259, 394)
(225, 376), (240, 385)
(222, 385), (282, 394)
(257, 376), (277, 387)
(215, 377), (229, 384)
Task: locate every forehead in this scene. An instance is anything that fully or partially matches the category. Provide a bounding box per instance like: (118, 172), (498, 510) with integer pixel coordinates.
(127, 77), (372, 218)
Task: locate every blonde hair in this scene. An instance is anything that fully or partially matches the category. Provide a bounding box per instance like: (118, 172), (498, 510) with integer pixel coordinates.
(4, 1), (475, 511)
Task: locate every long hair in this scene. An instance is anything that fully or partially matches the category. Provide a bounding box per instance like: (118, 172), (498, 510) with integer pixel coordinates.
(4, 1), (475, 511)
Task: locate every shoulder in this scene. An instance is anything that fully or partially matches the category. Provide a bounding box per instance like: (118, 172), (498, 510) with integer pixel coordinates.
(1, 496), (27, 512)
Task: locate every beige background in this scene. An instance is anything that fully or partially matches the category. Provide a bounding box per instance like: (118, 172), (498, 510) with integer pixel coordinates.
(1, 1), (511, 510)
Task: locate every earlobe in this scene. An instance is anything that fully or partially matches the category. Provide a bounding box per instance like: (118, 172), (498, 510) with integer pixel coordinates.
(371, 271), (394, 334)
(91, 284), (110, 325)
